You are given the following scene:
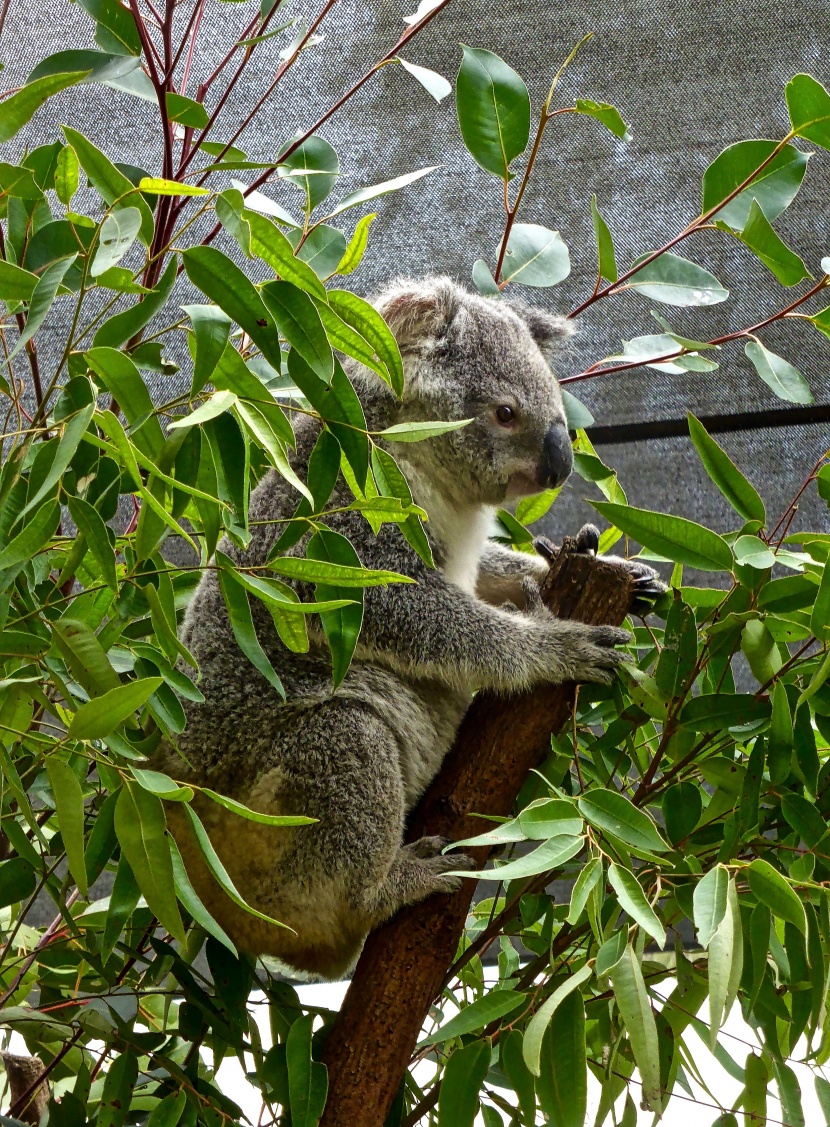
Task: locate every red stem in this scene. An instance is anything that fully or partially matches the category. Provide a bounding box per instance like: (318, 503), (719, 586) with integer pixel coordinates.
(562, 276), (829, 384)
(568, 135), (795, 319)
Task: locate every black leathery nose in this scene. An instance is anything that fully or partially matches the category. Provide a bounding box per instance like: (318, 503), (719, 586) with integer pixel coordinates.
(539, 423), (573, 488)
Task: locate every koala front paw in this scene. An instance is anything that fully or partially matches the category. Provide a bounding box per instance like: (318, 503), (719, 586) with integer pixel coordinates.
(558, 622), (631, 685)
(548, 523), (668, 617)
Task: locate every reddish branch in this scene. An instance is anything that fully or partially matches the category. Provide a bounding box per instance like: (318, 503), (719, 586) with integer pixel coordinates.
(319, 546), (636, 1127)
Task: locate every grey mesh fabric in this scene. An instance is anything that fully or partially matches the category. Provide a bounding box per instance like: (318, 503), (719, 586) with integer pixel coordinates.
(2, 0), (829, 538)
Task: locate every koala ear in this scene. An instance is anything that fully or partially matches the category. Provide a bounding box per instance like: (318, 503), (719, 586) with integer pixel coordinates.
(506, 300), (575, 360)
(374, 277), (461, 353)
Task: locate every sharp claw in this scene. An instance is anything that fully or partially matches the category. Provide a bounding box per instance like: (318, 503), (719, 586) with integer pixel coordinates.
(533, 536), (558, 561)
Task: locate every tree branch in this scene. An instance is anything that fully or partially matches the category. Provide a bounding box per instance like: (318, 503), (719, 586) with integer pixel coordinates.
(319, 546), (636, 1127)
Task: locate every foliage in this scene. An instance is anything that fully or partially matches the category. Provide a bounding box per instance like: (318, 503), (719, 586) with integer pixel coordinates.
(0, 3), (827, 1127)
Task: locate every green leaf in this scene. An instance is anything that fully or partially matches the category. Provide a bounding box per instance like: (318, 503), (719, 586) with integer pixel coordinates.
(77, 0), (142, 55)
(734, 535), (776, 570)
(279, 135), (339, 211)
(499, 223), (570, 287)
(567, 856), (602, 925)
(138, 175), (210, 196)
(327, 289), (404, 396)
(335, 213), (376, 275)
(289, 223), (346, 278)
(662, 781), (702, 845)
(591, 500), (734, 572)
(456, 46), (530, 180)
(574, 99), (630, 138)
(450, 834), (583, 880)
(744, 339), (813, 405)
(730, 198), (810, 286)
(0, 501), (60, 571)
(328, 165), (437, 216)
(518, 798), (583, 839)
(774, 1063), (805, 1127)
(0, 858), (37, 908)
(693, 864), (729, 948)
(627, 253), (729, 306)
(44, 754), (89, 897)
(611, 944), (662, 1113)
(268, 556), (412, 588)
(578, 789), (669, 853)
(28, 48), (150, 101)
(169, 389), (237, 430)
(398, 57), (452, 102)
(561, 389), (594, 430)
(22, 396), (95, 516)
(471, 258), (500, 295)
(260, 279), (333, 382)
(591, 194), (618, 283)
(168, 836), (237, 956)
(0, 260), (39, 301)
(181, 804), (288, 929)
(90, 206), (141, 277)
(202, 788), (315, 827)
(608, 863), (665, 947)
(536, 992), (587, 1127)
(746, 858), (807, 934)
(523, 965), (592, 1076)
(687, 413), (766, 523)
(286, 1013), (328, 1127)
(10, 254), (77, 361)
(0, 72), (88, 143)
(244, 210), (327, 299)
(811, 558), (830, 640)
(97, 1047), (138, 1127)
(437, 1040), (490, 1127)
(68, 677), (163, 740)
(181, 245), (285, 372)
(217, 567), (284, 697)
(654, 599), (697, 701)
(85, 346), (164, 458)
(165, 92), (209, 129)
(701, 140), (809, 228)
(707, 878), (743, 1049)
(423, 988), (524, 1044)
(678, 693), (770, 732)
(305, 528), (365, 688)
(62, 125), (154, 245)
(92, 256), (177, 350)
(184, 304), (232, 396)
(786, 73), (830, 149)
(377, 419), (473, 442)
(130, 768), (192, 802)
(114, 781), (186, 944)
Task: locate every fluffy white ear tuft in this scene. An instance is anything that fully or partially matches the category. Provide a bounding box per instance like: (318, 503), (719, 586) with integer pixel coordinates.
(373, 276), (461, 353)
(505, 300), (575, 360)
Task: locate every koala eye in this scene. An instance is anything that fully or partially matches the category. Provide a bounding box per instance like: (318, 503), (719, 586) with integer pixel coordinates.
(495, 405), (515, 426)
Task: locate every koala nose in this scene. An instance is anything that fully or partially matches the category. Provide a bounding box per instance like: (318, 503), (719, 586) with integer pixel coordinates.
(539, 422), (573, 488)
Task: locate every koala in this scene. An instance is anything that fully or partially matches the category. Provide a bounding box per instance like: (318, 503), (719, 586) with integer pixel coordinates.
(161, 277), (663, 979)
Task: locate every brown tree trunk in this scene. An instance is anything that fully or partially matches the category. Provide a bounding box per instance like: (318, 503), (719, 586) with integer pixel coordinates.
(319, 546), (636, 1127)
(2, 1052), (49, 1126)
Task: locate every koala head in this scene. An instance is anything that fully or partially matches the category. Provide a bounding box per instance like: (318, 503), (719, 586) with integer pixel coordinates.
(360, 277), (574, 508)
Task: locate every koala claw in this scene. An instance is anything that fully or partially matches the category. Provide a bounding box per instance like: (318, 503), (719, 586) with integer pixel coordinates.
(406, 835), (451, 859)
(560, 622), (632, 685)
(574, 523), (600, 555)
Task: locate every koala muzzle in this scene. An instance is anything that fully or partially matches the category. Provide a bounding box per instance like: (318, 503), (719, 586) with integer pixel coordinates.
(538, 422), (574, 488)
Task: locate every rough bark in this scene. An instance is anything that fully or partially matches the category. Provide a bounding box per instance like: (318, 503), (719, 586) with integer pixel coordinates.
(319, 546), (636, 1127)
(1, 1052), (49, 1126)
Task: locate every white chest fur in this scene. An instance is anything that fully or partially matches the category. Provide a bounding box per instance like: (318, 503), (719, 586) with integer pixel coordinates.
(422, 491), (493, 594)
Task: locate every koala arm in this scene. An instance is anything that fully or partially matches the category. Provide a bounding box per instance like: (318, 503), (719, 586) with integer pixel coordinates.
(355, 563), (627, 694)
(476, 541), (549, 609)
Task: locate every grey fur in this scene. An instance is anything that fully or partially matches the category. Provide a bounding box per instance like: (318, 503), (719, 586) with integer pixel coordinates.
(161, 277), (651, 980)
